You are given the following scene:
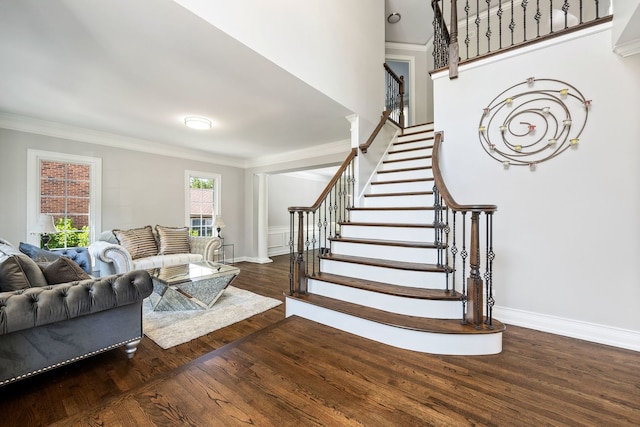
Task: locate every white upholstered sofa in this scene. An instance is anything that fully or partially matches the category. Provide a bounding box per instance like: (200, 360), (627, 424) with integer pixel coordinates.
(89, 225), (222, 277)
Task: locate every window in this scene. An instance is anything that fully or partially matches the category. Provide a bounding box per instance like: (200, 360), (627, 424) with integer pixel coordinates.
(185, 171), (221, 237)
(27, 150), (101, 248)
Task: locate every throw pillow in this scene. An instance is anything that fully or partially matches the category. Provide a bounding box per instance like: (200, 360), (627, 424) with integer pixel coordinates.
(113, 225), (158, 260)
(19, 242), (61, 263)
(156, 225), (191, 255)
(39, 257), (91, 285)
(0, 244), (49, 291)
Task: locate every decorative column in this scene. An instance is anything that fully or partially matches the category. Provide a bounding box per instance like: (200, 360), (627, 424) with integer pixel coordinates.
(256, 173), (272, 264)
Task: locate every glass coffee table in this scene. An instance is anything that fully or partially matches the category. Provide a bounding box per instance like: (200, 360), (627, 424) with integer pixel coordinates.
(148, 261), (240, 311)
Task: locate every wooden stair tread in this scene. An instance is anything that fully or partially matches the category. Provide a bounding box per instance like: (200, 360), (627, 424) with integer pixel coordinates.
(339, 221), (435, 229)
(310, 272), (460, 300)
(377, 166), (432, 174)
(289, 293), (504, 334)
(329, 236), (440, 249)
(388, 146), (432, 155)
(321, 253), (449, 273)
(395, 137), (434, 146)
(383, 155), (432, 164)
(371, 177), (434, 185)
(364, 191), (433, 198)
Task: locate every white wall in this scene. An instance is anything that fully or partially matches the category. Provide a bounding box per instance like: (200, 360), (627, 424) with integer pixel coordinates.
(0, 128), (246, 257)
(175, 0), (385, 129)
(432, 25), (640, 342)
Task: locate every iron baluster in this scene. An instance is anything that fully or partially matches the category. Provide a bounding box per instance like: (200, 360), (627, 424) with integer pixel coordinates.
(450, 213), (458, 298)
(549, 0), (554, 33)
(289, 211), (294, 295)
(485, 212), (495, 328)
(595, 0), (600, 19)
(465, 1), (471, 59)
(562, 0), (569, 29)
(444, 204), (451, 293)
(460, 212), (468, 324)
(522, 0), (529, 42)
(486, 0), (492, 53)
(579, 0), (584, 24)
(509, 0), (516, 45)
(535, 0), (541, 37)
(475, 0), (481, 57)
(497, 0), (504, 49)
(311, 211), (317, 276)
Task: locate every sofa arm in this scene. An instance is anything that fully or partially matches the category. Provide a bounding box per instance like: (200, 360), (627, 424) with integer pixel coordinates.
(189, 236), (222, 262)
(0, 270), (153, 335)
(89, 241), (135, 275)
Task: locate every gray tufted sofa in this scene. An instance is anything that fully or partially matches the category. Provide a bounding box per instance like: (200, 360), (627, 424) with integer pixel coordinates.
(0, 240), (153, 386)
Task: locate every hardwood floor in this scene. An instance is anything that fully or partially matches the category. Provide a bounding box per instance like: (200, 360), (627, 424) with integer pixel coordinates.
(0, 255), (639, 426)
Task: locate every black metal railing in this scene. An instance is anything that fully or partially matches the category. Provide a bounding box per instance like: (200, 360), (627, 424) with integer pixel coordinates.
(432, 131), (498, 329)
(432, 0), (612, 72)
(384, 63), (405, 128)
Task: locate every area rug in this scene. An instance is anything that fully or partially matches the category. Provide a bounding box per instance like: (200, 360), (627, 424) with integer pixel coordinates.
(142, 286), (282, 349)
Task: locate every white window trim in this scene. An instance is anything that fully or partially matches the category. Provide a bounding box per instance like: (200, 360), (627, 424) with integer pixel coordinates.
(26, 149), (102, 246)
(184, 170), (221, 229)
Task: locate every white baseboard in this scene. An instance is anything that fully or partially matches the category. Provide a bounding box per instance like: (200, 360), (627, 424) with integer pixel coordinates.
(494, 306), (640, 352)
(243, 257), (273, 264)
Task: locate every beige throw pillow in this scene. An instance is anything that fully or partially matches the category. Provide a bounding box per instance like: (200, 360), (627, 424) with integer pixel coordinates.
(156, 225), (190, 255)
(113, 225), (158, 260)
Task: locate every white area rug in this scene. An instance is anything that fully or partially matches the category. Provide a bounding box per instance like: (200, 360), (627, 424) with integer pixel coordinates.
(143, 286), (282, 349)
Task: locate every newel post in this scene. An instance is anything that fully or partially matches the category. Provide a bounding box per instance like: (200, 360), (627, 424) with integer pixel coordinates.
(293, 211), (307, 295)
(466, 211), (483, 327)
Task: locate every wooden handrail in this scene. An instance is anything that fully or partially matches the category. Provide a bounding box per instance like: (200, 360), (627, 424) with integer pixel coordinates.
(432, 131), (497, 213)
(359, 109), (392, 154)
(383, 63), (402, 85)
(288, 148), (357, 213)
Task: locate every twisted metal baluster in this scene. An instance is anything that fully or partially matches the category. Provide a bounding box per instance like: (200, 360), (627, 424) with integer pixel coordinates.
(509, 0), (516, 45)
(465, 1), (471, 59)
(485, 212), (496, 328)
(486, 0), (492, 53)
(311, 211), (317, 276)
(562, 0), (569, 29)
(522, 0), (529, 42)
(497, 0), (504, 49)
(475, 0), (481, 56)
(450, 213), (458, 296)
(535, 0), (541, 37)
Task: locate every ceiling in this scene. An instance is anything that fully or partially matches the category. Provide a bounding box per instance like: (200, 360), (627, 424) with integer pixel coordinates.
(0, 0), (432, 167)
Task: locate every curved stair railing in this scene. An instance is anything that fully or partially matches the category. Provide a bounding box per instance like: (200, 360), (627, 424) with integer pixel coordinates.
(432, 130), (497, 329)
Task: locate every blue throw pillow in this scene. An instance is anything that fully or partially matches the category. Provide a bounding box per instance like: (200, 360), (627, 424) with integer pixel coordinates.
(19, 242), (61, 263)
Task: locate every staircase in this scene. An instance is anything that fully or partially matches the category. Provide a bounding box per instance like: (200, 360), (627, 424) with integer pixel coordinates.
(286, 123), (504, 355)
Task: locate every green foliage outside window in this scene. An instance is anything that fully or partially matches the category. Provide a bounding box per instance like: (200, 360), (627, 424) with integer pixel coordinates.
(47, 218), (90, 249)
(190, 177), (214, 189)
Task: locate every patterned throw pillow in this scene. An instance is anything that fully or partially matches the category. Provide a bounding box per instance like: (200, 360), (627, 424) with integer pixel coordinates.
(156, 225), (190, 255)
(113, 226), (158, 260)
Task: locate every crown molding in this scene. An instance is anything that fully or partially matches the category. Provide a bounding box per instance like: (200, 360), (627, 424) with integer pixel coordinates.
(0, 112), (246, 168)
(244, 138), (350, 169)
(385, 41), (428, 52)
(614, 37), (640, 57)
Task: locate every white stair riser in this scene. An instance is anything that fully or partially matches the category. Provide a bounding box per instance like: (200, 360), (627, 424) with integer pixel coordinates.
(392, 140), (433, 151)
(370, 181), (434, 194)
(341, 225), (433, 241)
(349, 209), (436, 224)
(320, 259), (448, 289)
(387, 149), (432, 162)
(331, 241), (440, 264)
(285, 297), (502, 355)
(376, 168), (433, 181)
(381, 158), (430, 170)
(307, 279), (460, 318)
(364, 194), (434, 208)
(402, 123), (434, 138)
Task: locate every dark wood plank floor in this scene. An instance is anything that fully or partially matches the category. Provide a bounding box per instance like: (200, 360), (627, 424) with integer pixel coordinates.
(1, 255), (639, 426)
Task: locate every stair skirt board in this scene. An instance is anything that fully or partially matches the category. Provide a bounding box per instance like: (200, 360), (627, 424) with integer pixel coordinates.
(320, 259), (449, 289)
(331, 241), (440, 264)
(285, 298), (502, 355)
(307, 279), (460, 318)
(341, 225), (434, 241)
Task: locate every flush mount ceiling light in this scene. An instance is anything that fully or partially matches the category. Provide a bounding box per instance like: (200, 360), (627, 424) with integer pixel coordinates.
(387, 12), (401, 24)
(184, 116), (212, 130)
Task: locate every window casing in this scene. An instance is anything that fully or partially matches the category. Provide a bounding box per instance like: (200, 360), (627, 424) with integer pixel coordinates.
(185, 171), (221, 237)
(27, 150), (101, 248)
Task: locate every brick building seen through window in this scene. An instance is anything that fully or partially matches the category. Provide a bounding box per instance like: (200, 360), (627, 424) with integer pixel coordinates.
(40, 160), (91, 248)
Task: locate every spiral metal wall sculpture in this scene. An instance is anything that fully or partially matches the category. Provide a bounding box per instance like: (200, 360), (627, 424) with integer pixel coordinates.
(478, 77), (591, 170)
